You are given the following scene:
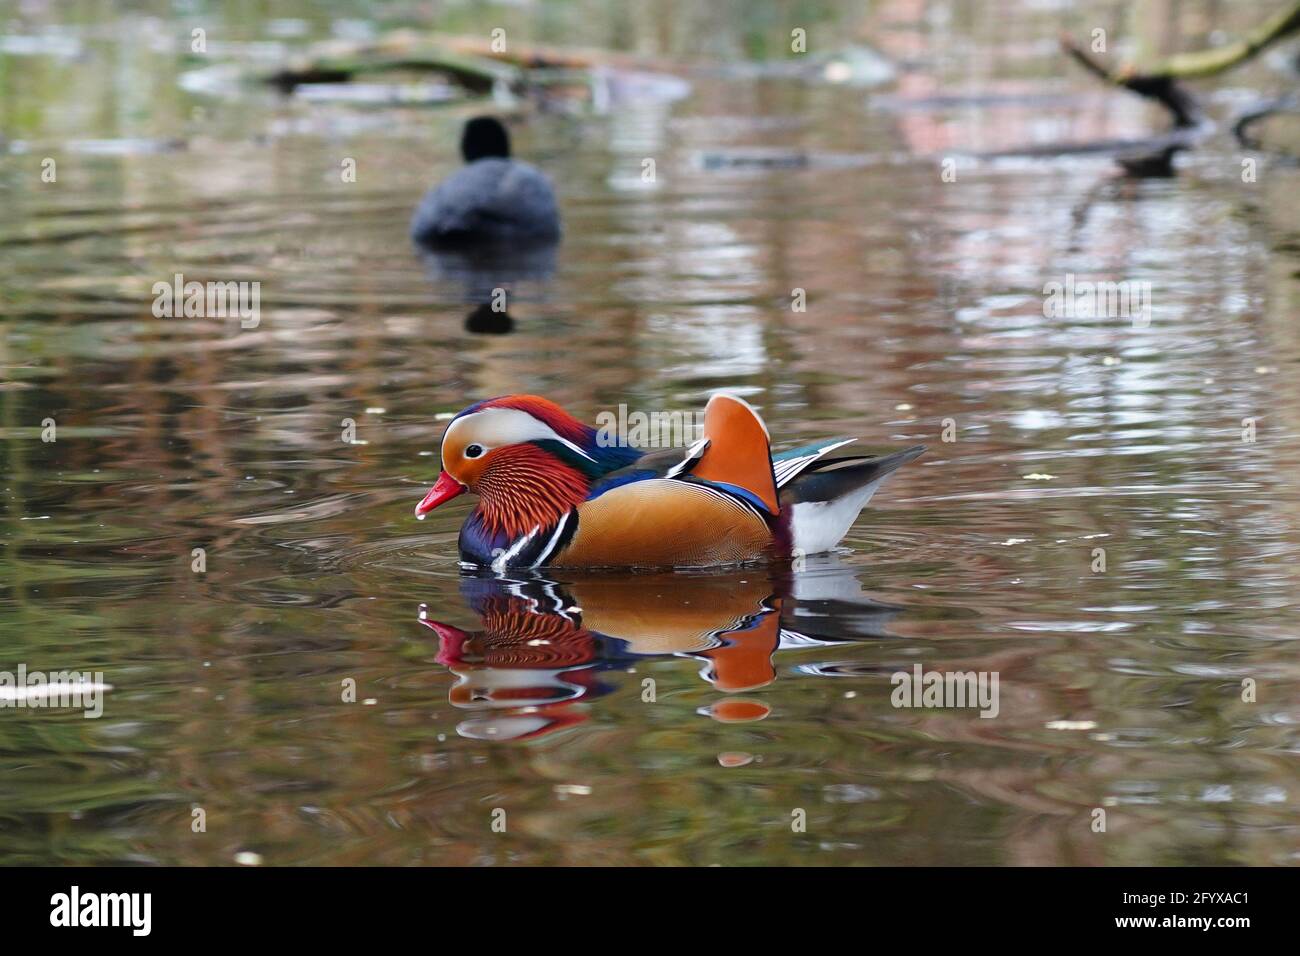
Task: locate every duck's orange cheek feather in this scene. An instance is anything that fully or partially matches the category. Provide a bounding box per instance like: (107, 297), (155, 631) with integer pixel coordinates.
(447, 451), (494, 489)
(474, 446), (589, 536)
(438, 445), (488, 489)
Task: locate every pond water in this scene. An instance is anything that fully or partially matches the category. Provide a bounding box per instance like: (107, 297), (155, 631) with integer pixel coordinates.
(1, 1), (1298, 865)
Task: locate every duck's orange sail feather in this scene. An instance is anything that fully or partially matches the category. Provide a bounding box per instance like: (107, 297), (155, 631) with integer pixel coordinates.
(689, 394), (780, 514)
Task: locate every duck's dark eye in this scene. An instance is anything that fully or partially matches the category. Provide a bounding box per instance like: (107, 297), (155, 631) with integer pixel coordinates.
(464, 443), (485, 459)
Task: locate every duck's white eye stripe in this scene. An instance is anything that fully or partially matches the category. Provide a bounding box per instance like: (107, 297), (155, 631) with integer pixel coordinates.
(444, 407), (594, 461)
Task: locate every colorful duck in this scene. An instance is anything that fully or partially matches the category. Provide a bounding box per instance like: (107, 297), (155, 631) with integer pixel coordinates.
(414, 393), (923, 570)
(410, 116), (561, 246)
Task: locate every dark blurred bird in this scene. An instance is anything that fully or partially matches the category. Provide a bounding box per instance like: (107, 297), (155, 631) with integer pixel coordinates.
(410, 116), (561, 245)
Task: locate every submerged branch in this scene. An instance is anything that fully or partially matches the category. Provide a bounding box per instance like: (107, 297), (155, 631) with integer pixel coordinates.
(1233, 92), (1300, 151)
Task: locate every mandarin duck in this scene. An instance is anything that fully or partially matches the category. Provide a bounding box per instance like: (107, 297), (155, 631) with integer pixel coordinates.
(410, 116), (561, 246)
(415, 393), (923, 570)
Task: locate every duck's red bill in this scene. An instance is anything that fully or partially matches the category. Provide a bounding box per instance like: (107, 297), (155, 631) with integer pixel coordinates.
(415, 471), (466, 517)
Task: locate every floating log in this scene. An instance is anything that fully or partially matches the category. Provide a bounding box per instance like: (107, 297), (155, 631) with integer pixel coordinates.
(263, 38), (520, 94)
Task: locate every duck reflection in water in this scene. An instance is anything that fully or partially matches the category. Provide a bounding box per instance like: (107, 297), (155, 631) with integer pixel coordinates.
(418, 558), (901, 741)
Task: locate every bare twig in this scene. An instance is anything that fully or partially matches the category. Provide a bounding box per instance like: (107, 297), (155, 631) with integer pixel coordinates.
(1059, 33), (1202, 128)
(1134, 0), (1300, 79)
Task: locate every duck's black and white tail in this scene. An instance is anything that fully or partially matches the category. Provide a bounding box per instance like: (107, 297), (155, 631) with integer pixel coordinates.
(780, 445), (925, 555)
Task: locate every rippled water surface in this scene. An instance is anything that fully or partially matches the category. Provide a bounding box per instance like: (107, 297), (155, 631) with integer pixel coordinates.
(2, 1), (1299, 865)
